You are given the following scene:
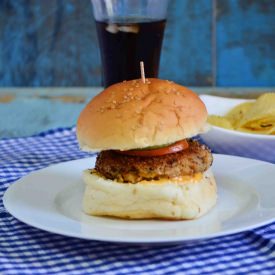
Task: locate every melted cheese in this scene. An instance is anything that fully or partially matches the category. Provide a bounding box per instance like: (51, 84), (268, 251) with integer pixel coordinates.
(139, 173), (203, 184)
(92, 170), (203, 185)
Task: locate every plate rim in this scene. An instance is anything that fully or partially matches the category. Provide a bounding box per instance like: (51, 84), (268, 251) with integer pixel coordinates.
(3, 154), (275, 244)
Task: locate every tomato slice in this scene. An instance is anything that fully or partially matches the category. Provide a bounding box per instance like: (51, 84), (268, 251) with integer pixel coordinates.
(115, 140), (189, 157)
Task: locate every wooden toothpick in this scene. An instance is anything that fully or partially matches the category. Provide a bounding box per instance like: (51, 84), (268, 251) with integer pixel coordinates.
(140, 61), (146, 84)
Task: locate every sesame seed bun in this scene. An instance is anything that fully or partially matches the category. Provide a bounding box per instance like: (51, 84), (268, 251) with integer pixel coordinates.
(77, 78), (208, 152)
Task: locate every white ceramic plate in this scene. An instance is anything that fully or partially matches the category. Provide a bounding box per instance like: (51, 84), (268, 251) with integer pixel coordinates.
(3, 155), (275, 244)
(200, 95), (275, 163)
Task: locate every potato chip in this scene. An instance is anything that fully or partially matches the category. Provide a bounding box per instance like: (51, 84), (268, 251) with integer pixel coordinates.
(207, 115), (233, 130)
(238, 93), (275, 130)
(207, 93), (275, 135)
(225, 102), (254, 128)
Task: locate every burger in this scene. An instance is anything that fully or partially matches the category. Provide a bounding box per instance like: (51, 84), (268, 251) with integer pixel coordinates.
(77, 78), (217, 220)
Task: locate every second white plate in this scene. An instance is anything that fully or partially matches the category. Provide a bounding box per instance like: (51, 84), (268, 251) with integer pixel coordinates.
(3, 154), (275, 244)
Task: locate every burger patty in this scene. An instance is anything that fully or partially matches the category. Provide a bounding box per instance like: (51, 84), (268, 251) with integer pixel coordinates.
(94, 140), (213, 183)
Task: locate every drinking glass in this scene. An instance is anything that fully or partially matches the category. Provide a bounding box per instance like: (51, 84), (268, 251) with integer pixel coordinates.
(91, 0), (169, 87)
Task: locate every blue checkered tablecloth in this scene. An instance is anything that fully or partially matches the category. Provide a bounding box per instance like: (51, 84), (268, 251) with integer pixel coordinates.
(1, 128), (274, 275)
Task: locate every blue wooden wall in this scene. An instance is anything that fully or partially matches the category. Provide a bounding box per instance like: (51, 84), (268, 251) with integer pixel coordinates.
(0, 0), (274, 87)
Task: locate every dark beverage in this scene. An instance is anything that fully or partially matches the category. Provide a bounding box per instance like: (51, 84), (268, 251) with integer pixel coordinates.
(95, 18), (166, 87)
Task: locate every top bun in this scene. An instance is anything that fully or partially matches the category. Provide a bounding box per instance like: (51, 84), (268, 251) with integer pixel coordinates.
(77, 78), (208, 152)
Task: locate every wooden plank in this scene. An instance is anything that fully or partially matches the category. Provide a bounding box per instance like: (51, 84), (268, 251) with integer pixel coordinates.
(0, 0), (101, 86)
(160, 0), (213, 85)
(216, 0), (275, 86)
(1, 0), (274, 87)
(0, 87), (101, 138)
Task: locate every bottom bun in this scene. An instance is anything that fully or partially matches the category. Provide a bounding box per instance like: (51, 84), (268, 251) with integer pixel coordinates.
(82, 169), (217, 220)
